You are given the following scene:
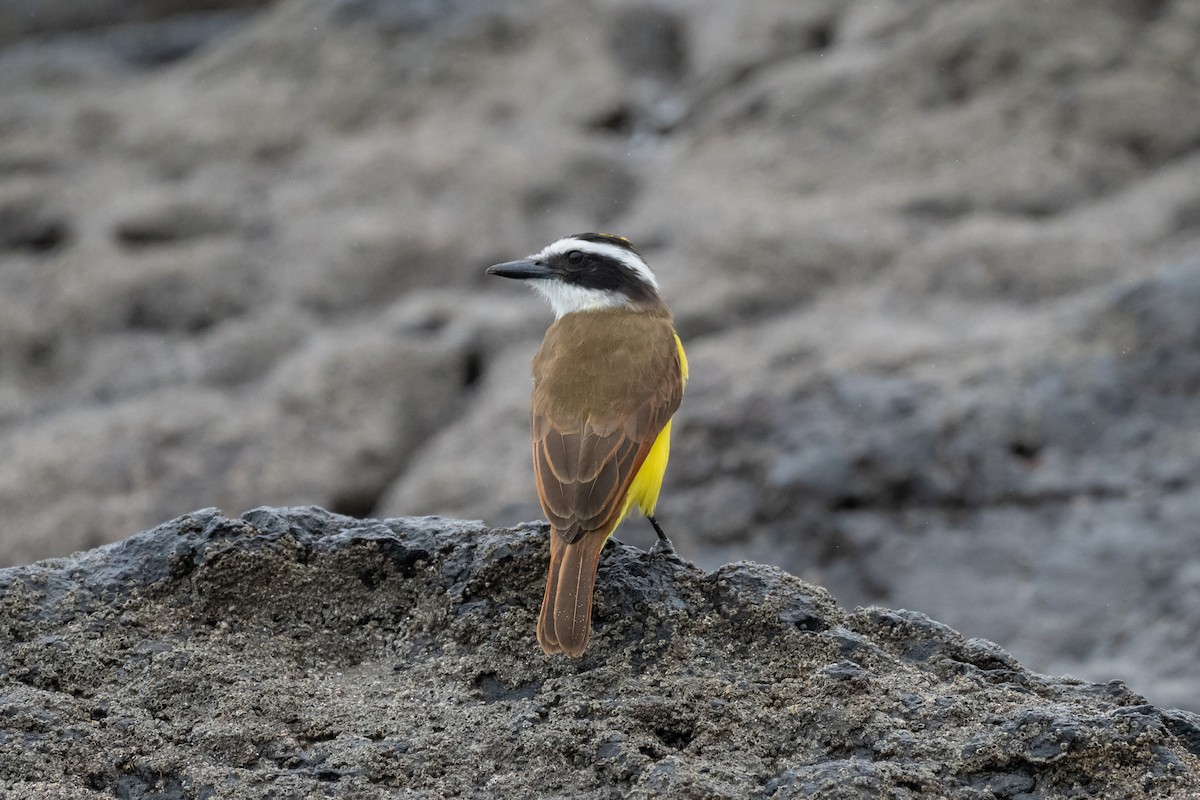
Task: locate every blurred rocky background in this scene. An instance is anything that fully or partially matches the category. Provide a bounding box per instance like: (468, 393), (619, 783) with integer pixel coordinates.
(1, 0), (1198, 712)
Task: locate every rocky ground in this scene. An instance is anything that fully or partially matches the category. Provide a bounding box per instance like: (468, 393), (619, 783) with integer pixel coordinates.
(4, 507), (1200, 799)
(2, 0), (1200, 716)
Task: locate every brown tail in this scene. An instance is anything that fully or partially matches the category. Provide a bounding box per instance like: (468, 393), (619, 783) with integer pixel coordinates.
(537, 528), (607, 657)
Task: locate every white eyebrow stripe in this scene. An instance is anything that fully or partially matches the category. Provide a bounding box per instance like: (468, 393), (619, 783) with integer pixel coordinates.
(536, 237), (660, 291)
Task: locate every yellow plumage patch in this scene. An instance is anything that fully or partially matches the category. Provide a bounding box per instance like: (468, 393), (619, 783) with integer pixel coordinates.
(675, 332), (689, 382)
(595, 232), (634, 248)
(620, 333), (688, 522)
(624, 418), (674, 519)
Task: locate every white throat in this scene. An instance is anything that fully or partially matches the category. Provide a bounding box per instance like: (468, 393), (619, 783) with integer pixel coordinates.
(528, 280), (630, 319)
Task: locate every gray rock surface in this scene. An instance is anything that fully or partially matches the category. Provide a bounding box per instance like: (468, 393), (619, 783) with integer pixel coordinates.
(4, 506), (1200, 799)
(2, 0), (1200, 717)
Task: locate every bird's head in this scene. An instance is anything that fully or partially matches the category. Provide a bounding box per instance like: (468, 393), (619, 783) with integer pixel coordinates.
(487, 233), (667, 318)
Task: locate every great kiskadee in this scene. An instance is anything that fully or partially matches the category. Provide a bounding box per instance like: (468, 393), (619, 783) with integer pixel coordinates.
(487, 233), (688, 657)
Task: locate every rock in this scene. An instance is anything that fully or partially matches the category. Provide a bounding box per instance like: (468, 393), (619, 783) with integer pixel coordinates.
(3, 0), (1200, 731)
(3, 506), (1199, 798)
(1090, 261), (1200, 391)
(0, 325), (468, 565)
(375, 343), (544, 530)
(111, 198), (243, 247)
(0, 186), (69, 253)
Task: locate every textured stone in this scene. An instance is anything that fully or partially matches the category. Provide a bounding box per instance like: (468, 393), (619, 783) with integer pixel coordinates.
(3, 507), (1199, 798)
(2, 0), (1200, 722)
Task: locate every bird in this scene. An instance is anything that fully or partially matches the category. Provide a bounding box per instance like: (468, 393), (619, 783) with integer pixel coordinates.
(487, 233), (688, 657)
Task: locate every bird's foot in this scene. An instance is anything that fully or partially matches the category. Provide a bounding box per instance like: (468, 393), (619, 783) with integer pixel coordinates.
(647, 515), (677, 557)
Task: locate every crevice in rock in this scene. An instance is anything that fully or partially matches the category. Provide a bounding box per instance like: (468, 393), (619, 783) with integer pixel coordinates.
(328, 488), (385, 519)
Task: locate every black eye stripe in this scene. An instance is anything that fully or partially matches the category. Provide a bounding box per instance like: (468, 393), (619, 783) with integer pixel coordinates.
(553, 252), (656, 305)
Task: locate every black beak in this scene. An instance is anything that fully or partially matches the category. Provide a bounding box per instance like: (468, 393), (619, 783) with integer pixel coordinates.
(486, 258), (554, 280)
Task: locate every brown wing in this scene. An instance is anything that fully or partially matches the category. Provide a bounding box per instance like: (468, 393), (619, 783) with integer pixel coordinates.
(530, 311), (683, 544)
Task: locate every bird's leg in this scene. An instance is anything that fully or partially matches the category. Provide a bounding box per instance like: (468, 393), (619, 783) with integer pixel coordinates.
(647, 514), (669, 542)
(647, 515), (676, 556)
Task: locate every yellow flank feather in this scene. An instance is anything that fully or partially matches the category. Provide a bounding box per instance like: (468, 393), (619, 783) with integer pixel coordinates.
(675, 333), (689, 382)
(618, 333), (688, 525)
(625, 418), (673, 519)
